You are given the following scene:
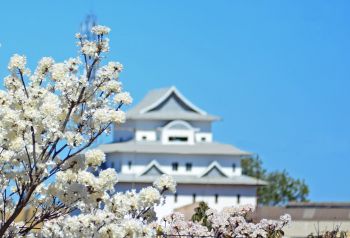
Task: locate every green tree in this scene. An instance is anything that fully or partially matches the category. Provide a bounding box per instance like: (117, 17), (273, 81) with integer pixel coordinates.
(191, 201), (211, 230)
(242, 157), (309, 206)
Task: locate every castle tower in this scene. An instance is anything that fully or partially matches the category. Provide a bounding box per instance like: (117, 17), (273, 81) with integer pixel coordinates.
(98, 86), (266, 218)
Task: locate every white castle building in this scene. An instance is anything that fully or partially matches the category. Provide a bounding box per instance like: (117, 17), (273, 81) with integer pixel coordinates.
(99, 86), (265, 218)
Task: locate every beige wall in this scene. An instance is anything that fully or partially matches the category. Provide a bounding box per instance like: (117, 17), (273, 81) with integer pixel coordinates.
(284, 220), (350, 238)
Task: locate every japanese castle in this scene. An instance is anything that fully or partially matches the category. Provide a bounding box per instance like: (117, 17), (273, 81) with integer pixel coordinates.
(99, 86), (265, 218)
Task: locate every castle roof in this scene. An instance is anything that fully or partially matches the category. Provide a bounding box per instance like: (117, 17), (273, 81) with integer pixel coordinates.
(126, 86), (220, 121)
(253, 203), (350, 221)
(99, 141), (251, 156)
(116, 174), (267, 186)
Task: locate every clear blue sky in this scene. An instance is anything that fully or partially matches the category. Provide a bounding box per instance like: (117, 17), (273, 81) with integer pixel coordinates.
(1, 1), (349, 202)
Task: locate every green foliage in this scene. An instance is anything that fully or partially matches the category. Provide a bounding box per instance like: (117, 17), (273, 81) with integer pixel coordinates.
(267, 230), (284, 238)
(241, 157), (266, 180)
(191, 201), (211, 230)
(242, 157), (309, 206)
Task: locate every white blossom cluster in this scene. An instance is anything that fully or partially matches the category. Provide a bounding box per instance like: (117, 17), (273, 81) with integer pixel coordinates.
(161, 212), (212, 237)
(0, 25), (176, 237)
(161, 205), (291, 238)
(114, 91), (133, 105)
(76, 25), (110, 57)
(153, 174), (176, 193)
(85, 149), (106, 168)
(91, 25), (111, 35)
(40, 174), (175, 238)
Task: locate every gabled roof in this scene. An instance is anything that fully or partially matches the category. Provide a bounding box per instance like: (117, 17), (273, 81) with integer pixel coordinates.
(139, 160), (165, 176)
(127, 86), (220, 121)
(201, 161), (229, 178)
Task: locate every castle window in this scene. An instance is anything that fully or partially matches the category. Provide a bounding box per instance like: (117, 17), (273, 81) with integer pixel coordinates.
(142, 136), (147, 141)
(201, 137), (206, 142)
(237, 194), (241, 204)
(192, 194), (196, 203)
(172, 162), (178, 171)
(232, 163), (236, 172)
(215, 194), (219, 204)
(169, 136), (188, 142)
(185, 163), (192, 171)
(162, 120), (195, 144)
(174, 193), (178, 203)
(128, 161), (132, 170)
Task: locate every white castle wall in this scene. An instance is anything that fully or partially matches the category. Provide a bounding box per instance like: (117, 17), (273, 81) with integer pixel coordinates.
(117, 183), (257, 219)
(114, 120), (214, 142)
(135, 130), (157, 141)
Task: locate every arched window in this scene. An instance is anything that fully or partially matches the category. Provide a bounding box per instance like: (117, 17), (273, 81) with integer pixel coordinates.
(162, 120), (197, 144)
